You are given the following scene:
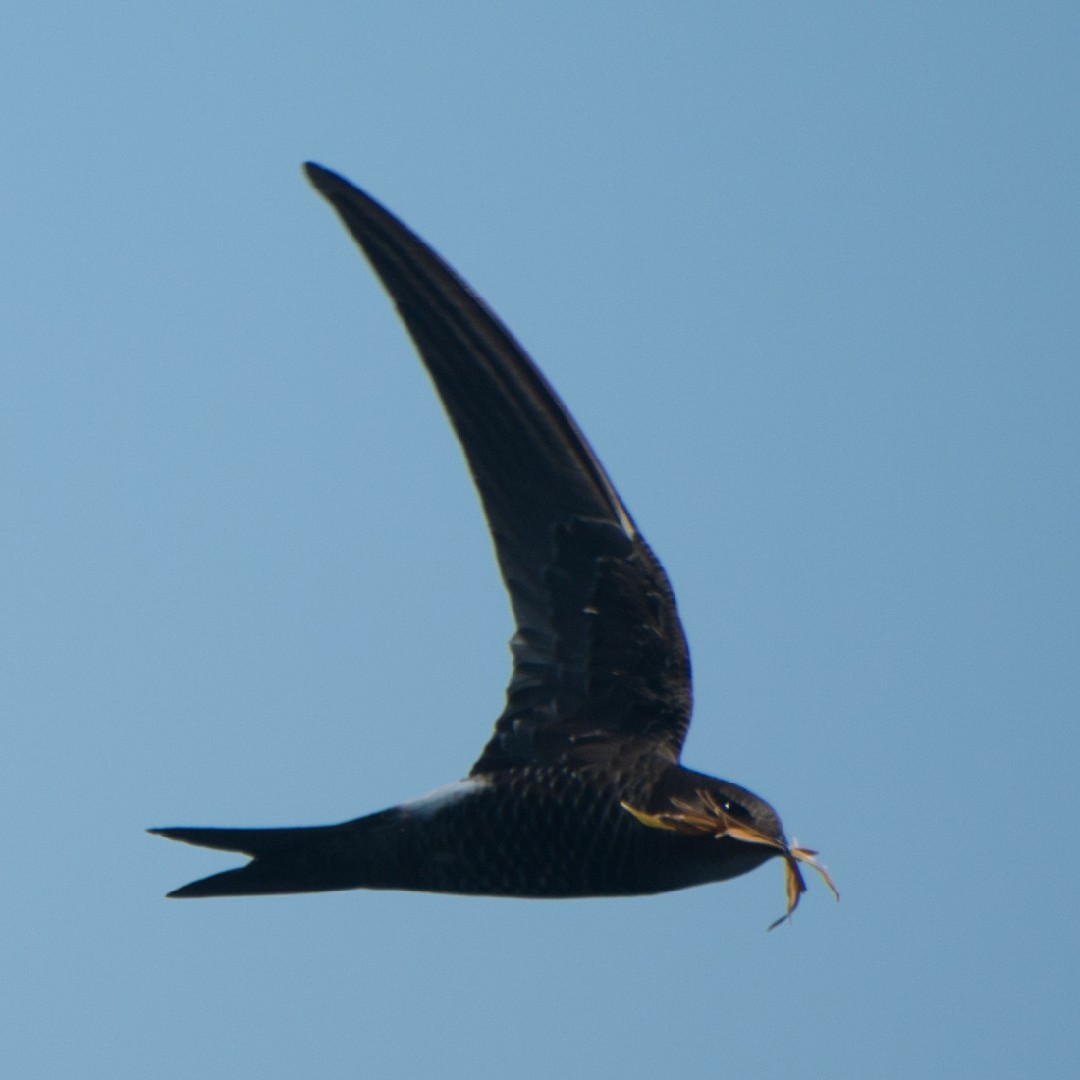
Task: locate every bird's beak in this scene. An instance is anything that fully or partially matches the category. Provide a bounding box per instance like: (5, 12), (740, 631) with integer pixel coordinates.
(621, 793), (839, 929)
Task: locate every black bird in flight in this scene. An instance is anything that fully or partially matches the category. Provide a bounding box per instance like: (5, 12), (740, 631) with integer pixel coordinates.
(152, 164), (837, 928)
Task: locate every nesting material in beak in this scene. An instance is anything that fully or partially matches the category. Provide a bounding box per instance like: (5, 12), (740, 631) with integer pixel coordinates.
(622, 791), (839, 930)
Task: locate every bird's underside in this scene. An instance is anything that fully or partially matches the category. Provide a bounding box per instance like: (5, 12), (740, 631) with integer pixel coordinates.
(154, 767), (778, 900)
(151, 164), (836, 929)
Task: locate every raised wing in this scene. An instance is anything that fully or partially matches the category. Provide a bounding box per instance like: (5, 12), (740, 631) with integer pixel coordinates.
(305, 164), (692, 771)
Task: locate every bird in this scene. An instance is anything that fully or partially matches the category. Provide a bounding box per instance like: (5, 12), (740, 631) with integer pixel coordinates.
(150, 163), (837, 929)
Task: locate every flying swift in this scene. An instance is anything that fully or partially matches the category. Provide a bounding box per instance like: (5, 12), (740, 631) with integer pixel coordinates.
(151, 164), (836, 928)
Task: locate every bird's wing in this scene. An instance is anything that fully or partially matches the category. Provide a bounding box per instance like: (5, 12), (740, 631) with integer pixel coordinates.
(305, 164), (692, 771)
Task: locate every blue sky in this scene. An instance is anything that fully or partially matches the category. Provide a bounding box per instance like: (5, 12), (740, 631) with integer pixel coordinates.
(4, 4), (1078, 1077)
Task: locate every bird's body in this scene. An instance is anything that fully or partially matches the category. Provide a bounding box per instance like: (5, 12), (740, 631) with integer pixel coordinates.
(160, 765), (778, 900)
(153, 164), (835, 926)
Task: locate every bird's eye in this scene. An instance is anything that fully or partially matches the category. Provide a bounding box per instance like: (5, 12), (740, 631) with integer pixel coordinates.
(722, 800), (752, 823)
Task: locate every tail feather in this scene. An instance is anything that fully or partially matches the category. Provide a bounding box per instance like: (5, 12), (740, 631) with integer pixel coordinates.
(149, 825), (297, 857)
(148, 818), (397, 899)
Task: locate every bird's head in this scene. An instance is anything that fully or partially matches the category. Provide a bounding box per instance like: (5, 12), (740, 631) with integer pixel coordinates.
(621, 786), (838, 929)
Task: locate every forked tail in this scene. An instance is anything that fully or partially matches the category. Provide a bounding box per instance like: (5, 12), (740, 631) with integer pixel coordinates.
(149, 811), (403, 898)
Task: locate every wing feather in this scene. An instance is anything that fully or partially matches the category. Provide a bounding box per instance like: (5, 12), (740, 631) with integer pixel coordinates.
(305, 164), (693, 769)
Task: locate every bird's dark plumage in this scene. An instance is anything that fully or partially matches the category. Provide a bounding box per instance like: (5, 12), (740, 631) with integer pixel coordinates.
(151, 164), (836, 927)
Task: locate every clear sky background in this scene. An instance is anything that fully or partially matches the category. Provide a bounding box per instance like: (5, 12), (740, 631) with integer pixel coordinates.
(4, 4), (1078, 1078)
